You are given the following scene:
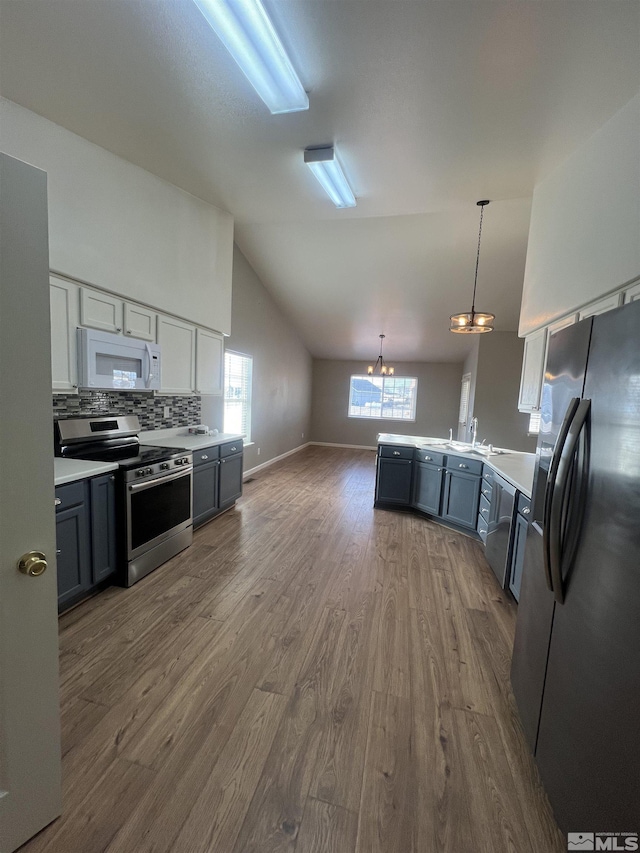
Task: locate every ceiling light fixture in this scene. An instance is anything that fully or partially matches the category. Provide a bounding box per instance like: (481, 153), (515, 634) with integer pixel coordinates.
(193, 0), (309, 114)
(367, 334), (394, 376)
(450, 199), (495, 334)
(304, 146), (357, 209)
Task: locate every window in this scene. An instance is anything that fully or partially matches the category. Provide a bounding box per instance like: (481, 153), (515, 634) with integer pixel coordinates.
(224, 351), (252, 440)
(348, 375), (417, 420)
(458, 372), (471, 438)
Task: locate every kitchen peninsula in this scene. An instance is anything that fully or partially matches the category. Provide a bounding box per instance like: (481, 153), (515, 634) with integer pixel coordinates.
(375, 433), (536, 598)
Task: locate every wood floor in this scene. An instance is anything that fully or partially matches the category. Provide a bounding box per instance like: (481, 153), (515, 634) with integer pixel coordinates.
(22, 446), (564, 853)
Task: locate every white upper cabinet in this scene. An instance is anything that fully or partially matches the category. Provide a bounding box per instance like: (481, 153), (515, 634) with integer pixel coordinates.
(518, 327), (547, 412)
(623, 280), (640, 304)
(195, 329), (224, 396)
(578, 293), (623, 321)
(50, 277), (79, 392)
(123, 303), (156, 341)
(80, 288), (123, 333)
(157, 315), (196, 395)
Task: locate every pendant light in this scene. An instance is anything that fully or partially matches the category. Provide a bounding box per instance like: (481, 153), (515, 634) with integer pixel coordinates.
(367, 334), (395, 376)
(450, 199), (495, 334)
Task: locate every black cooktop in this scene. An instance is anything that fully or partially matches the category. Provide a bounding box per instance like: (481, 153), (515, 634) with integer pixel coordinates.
(75, 444), (185, 469)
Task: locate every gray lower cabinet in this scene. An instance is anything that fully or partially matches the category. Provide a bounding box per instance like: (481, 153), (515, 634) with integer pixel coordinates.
(193, 445), (221, 528)
(193, 439), (243, 528)
(90, 474), (117, 583)
(55, 473), (116, 611)
(375, 445), (481, 532)
(56, 486), (91, 610)
(375, 445), (414, 505)
(441, 454), (482, 530)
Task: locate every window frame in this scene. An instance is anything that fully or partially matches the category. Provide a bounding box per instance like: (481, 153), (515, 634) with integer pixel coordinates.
(347, 374), (418, 422)
(223, 349), (253, 442)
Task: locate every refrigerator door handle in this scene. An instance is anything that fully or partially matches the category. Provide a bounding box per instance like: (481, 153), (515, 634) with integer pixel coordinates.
(542, 397), (580, 592)
(548, 399), (591, 604)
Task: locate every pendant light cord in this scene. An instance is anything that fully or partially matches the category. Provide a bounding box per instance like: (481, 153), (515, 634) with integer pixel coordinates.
(471, 203), (485, 315)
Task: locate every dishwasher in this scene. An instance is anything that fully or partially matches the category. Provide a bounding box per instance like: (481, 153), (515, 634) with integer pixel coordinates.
(485, 473), (516, 588)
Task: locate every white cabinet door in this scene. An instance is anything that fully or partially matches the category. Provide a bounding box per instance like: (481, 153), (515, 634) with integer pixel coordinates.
(50, 276), (79, 392)
(578, 293), (622, 320)
(80, 287), (123, 333)
(623, 280), (640, 304)
(157, 315), (196, 394)
(124, 302), (156, 341)
(195, 329), (224, 395)
(518, 327), (547, 412)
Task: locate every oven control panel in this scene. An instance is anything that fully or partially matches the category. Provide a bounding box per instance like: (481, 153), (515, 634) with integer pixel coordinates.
(125, 453), (193, 483)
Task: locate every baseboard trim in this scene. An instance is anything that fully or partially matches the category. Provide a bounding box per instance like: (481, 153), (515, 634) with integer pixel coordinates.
(243, 442), (310, 479)
(309, 441), (377, 451)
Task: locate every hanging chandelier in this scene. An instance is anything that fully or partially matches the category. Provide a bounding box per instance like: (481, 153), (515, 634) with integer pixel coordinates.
(367, 334), (394, 375)
(450, 199), (495, 334)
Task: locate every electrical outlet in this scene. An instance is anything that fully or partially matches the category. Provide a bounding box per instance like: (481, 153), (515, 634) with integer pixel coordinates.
(257, 447), (260, 456)
(163, 406), (171, 418)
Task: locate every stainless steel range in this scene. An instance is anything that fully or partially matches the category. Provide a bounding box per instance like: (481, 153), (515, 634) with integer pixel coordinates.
(55, 415), (192, 586)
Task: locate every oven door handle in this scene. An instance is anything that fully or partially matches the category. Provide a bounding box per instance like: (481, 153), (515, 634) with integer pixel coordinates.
(128, 466), (193, 493)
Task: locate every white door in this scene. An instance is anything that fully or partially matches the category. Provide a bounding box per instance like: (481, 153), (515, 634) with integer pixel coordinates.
(0, 155), (62, 851)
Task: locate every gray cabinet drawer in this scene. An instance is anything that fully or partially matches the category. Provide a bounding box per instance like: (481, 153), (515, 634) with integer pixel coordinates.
(482, 465), (494, 485)
(446, 453), (483, 476)
(220, 439), (243, 459)
(380, 444), (413, 460)
(478, 493), (491, 522)
(55, 480), (86, 512)
(193, 445), (220, 466)
(480, 480), (493, 502)
(517, 492), (531, 517)
(414, 448), (445, 466)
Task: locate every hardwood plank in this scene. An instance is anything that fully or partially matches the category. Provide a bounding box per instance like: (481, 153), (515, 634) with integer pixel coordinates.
(295, 798), (358, 853)
(355, 691), (415, 853)
(309, 592), (380, 812)
(172, 689), (286, 853)
(231, 607), (347, 853)
(21, 758), (154, 853)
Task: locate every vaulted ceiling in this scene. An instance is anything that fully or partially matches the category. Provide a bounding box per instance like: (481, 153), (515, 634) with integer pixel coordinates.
(1, 0), (638, 361)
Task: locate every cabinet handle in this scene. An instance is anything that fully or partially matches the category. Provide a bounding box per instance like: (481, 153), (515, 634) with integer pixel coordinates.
(56, 549), (62, 555)
(110, 476), (115, 481)
(480, 507), (488, 515)
(424, 455), (432, 461)
(126, 330), (132, 334)
(392, 451), (401, 456)
(437, 468), (443, 472)
(458, 463), (468, 469)
(482, 488), (490, 496)
(522, 507), (531, 515)
(230, 446), (237, 452)
(221, 459), (226, 464)
(201, 454), (209, 460)
(54, 497), (62, 506)
(116, 327), (122, 332)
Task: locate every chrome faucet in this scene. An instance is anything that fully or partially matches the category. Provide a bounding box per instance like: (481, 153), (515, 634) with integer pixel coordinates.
(471, 417), (478, 447)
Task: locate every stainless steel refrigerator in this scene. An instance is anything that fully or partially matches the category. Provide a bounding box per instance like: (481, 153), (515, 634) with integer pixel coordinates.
(511, 298), (640, 832)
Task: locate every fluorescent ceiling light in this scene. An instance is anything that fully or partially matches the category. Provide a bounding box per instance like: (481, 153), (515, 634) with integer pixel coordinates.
(304, 147), (357, 209)
(193, 0), (309, 114)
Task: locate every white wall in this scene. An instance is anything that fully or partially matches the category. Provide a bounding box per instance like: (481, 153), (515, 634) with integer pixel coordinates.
(520, 91), (640, 335)
(0, 98), (233, 334)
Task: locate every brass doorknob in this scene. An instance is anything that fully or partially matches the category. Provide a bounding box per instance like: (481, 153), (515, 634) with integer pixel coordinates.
(17, 551), (48, 577)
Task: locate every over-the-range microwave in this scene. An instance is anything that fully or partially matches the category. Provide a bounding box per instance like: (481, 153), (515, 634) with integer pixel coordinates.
(77, 328), (161, 391)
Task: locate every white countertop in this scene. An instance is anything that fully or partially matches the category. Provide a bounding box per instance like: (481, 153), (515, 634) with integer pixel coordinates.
(54, 458), (119, 487)
(377, 433), (536, 497)
(140, 429), (244, 452)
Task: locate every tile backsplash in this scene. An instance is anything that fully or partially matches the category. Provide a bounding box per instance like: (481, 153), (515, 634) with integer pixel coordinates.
(52, 391), (202, 430)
